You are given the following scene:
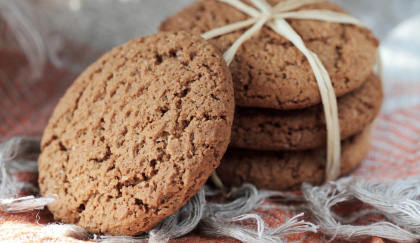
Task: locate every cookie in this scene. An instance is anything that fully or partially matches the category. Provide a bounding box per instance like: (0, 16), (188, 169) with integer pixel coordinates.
(160, 0), (379, 110)
(230, 74), (383, 151)
(217, 127), (371, 191)
(38, 31), (235, 235)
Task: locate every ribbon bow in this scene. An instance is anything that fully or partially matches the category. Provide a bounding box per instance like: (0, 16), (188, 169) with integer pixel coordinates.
(202, 0), (368, 182)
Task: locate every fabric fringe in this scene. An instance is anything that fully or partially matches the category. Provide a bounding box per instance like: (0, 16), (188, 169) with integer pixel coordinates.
(95, 184), (316, 243)
(0, 137), (56, 213)
(198, 184), (316, 243)
(0, 195), (55, 213)
(303, 178), (420, 242)
(40, 224), (91, 241)
(199, 212), (317, 243)
(2, 137), (420, 242)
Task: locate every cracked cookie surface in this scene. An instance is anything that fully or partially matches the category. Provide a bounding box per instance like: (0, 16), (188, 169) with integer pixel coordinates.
(160, 0), (379, 110)
(38, 31), (234, 235)
(218, 127), (371, 191)
(230, 74), (383, 151)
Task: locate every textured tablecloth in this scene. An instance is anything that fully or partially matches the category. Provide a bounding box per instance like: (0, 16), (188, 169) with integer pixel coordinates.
(1, 44), (420, 243)
(1, 0), (420, 242)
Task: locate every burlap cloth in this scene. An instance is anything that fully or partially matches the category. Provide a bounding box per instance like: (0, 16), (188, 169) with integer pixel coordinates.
(1, 1), (420, 242)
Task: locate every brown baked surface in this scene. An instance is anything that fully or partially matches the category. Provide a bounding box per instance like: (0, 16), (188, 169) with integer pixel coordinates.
(230, 73), (383, 151)
(160, 0), (379, 110)
(217, 127), (371, 191)
(38, 31), (234, 235)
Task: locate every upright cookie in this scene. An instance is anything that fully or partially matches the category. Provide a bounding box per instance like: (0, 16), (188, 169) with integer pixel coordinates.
(160, 0), (379, 110)
(231, 74), (383, 151)
(38, 31), (235, 235)
(218, 127), (371, 191)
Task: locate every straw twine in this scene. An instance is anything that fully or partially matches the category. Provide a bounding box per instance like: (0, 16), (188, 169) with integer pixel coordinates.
(201, 0), (370, 183)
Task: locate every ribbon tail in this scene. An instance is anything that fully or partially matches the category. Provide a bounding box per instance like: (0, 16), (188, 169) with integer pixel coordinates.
(268, 19), (341, 181)
(201, 18), (258, 40)
(274, 10), (365, 27)
(249, 0), (272, 13)
(312, 53), (341, 181)
(375, 49), (384, 81)
(219, 0), (261, 17)
(273, 0), (326, 13)
(223, 15), (269, 65)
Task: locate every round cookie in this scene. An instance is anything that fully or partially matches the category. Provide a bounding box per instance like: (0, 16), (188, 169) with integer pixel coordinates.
(230, 74), (383, 151)
(217, 127), (372, 191)
(38, 31), (235, 235)
(160, 0), (379, 110)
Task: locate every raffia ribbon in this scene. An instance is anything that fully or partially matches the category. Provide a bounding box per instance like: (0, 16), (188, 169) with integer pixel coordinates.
(202, 0), (370, 182)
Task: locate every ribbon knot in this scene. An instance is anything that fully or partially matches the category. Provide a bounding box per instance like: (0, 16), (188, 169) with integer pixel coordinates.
(202, 0), (375, 182)
(260, 11), (273, 20)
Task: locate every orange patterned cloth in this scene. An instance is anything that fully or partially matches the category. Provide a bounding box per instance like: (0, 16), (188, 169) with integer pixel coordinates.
(0, 47), (418, 243)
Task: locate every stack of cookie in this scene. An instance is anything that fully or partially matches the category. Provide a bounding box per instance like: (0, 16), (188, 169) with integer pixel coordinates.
(36, 0), (384, 236)
(160, 0), (383, 190)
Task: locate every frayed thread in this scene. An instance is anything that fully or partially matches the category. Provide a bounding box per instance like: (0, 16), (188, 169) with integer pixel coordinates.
(348, 178), (420, 233)
(303, 178), (420, 243)
(0, 136), (312, 243)
(95, 189), (206, 243)
(199, 212), (317, 243)
(198, 184), (317, 243)
(0, 222), (91, 241)
(4, 137), (420, 243)
(0, 195), (56, 213)
(148, 188), (206, 243)
(95, 184), (315, 243)
(40, 223), (91, 241)
(0, 137), (54, 213)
